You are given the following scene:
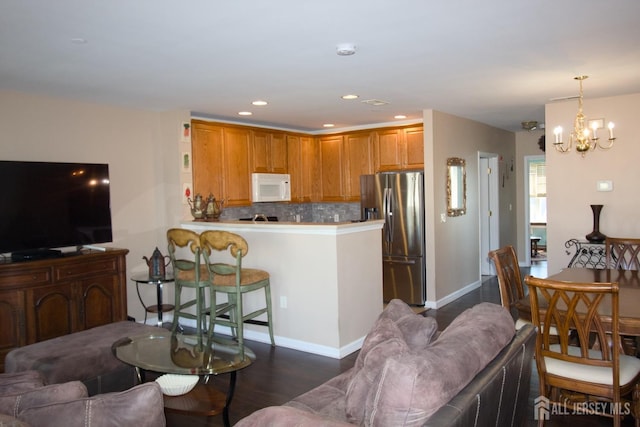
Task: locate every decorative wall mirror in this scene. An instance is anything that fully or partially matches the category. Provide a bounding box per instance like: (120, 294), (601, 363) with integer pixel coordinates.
(447, 157), (466, 217)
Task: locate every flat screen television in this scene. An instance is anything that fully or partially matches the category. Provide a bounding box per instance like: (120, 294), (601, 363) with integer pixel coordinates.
(0, 161), (113, 261)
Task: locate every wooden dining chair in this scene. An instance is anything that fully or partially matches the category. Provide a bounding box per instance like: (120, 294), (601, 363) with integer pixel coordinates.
(488, 246), (528, 329)
(524, 275), (640, 427)
(606, 237), (640, 270)
(200, 230), (275, 359)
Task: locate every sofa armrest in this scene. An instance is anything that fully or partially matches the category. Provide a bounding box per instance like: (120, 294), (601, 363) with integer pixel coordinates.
(424, 323), (536, 427)
(235, 405), (353, 427)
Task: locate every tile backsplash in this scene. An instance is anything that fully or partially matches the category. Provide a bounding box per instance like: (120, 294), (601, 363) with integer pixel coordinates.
(217, 202), (361, 223)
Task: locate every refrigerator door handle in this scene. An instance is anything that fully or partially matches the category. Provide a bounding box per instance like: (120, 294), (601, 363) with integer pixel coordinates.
(382, 187), (390, 245)
(387, 188), (394, 243)
(384, 259), (416, 265)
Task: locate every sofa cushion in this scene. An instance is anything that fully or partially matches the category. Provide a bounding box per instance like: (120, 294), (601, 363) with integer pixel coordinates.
(363, 302), (516, 426)
(16, 382), (165, 427)
(236, 405), (354, 427)
(395, 313), (438, 352)
(286, 370), (353, 422)
(355, 299), (437, 371)
(0, 371), (45, 395)
(0, 381), (87, 417)
(345, 317), (410, 424)
(0, 413), (29, 427)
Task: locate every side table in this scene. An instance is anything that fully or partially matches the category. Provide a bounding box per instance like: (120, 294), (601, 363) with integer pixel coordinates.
(564, 239), (607, 268)
(131, 274), (175, 326)
(530, 236), (541, 257)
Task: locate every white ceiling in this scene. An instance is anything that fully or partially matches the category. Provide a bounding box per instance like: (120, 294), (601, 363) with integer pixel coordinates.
(1, 0), (639, 133)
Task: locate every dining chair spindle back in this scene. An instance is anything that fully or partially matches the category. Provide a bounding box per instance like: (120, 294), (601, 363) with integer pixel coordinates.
(606, 237), (640, 271)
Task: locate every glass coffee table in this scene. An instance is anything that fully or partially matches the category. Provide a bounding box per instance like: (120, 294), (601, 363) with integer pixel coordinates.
(112, 328), (253, 427)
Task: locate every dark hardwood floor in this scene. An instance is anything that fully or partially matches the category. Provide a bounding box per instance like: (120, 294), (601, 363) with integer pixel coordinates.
(166, 260), (632, 426)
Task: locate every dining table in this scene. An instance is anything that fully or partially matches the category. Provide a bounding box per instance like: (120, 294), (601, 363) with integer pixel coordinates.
(517, 267), (640, 336)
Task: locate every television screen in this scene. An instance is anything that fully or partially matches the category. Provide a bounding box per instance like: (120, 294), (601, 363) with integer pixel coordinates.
(0, 161), (113, 257)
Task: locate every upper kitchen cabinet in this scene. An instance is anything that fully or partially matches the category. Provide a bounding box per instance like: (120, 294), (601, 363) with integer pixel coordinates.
(318, 132), (374, 202)
(287, 134), (317, 203)
(192, 121), (224, 199)
(252, 130), (288, 174)
(318, 135), (345, 202)
(220, 126), (252, 206)
(374, 126), (424, 171)
(191, 120), (253, 206)
(343, 131), (375, 201)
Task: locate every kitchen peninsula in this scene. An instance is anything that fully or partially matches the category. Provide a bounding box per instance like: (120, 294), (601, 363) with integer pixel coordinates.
(182, 219), (383, 358)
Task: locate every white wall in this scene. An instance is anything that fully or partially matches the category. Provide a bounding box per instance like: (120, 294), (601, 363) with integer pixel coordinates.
(424, 110), (516, 305)
(0, 90), (189, 321)
(545, 92), (640, 274)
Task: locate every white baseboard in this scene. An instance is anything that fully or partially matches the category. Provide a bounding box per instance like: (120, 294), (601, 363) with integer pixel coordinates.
(423, 279), (482, 309)
(142, 314), (363, 359)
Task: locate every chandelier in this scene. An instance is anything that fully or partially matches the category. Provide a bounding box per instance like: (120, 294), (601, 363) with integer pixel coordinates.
(552, 76), (616, 156)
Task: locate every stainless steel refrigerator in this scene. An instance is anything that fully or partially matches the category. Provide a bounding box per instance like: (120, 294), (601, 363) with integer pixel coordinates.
(360, 171), (426, 305)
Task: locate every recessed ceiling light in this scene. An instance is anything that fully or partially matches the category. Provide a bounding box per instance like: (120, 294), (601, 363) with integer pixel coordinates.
(71, 37), (87, 44)
(252, 100), (268, 106)
(394, 115), (407, 119)
(323, 123), (335, 128)
(336, 43), (357, 56)
(238, 111), (252, 116)
(341, 94), (359, 100)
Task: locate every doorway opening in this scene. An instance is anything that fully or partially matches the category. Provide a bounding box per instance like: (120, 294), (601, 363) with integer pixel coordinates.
(524, 155), (546, 265)
(479, 153), (499, 275)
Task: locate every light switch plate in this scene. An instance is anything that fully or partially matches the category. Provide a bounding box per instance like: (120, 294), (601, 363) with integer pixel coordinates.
(588, 118), (605, 130)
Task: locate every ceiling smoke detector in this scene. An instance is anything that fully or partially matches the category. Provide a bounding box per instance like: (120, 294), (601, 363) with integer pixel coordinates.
(361, 99), (389, 106)
(336, 43), (356, 56)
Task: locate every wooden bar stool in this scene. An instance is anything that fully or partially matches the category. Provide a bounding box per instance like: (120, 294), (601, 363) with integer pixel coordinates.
(166, 228), (212, 349)
(200, 230), (275, 358)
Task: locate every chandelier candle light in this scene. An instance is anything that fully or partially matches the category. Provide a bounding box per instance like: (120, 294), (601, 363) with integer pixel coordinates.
(552, 76), (616, 157)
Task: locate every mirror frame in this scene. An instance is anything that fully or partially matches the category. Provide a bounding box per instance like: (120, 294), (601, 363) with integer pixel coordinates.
(446, 157), (466, 217)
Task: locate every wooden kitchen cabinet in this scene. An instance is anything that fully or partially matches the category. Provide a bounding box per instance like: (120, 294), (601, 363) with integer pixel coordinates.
(191, 120), (253, 206)
(343, 131), (374, 201)
(0, 249), (128, 371)
(191, 120), (424, 205)
(318, 135), (345, 202)
(318, 132), (374, 201)
(222, 127), (253, 206)
(192, 121), (224, 200)
(252, 130), (288, 174)
(374, 126), (424, 171)
(287, 134), (317, 202)
(403, 126), (425, 170)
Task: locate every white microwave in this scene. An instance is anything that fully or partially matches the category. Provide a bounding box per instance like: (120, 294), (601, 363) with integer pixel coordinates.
(251, 173), (291, 202)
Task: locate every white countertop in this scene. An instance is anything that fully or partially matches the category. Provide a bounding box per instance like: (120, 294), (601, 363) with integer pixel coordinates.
(181, 219), (384, 235)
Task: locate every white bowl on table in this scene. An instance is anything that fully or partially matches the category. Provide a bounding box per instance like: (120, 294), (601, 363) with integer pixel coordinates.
(155, 374), (199, 396)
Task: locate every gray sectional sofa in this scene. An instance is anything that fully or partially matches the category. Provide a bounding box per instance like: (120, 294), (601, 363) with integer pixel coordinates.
(236, 300), (536, 427)
(1, 321), (166, 427)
